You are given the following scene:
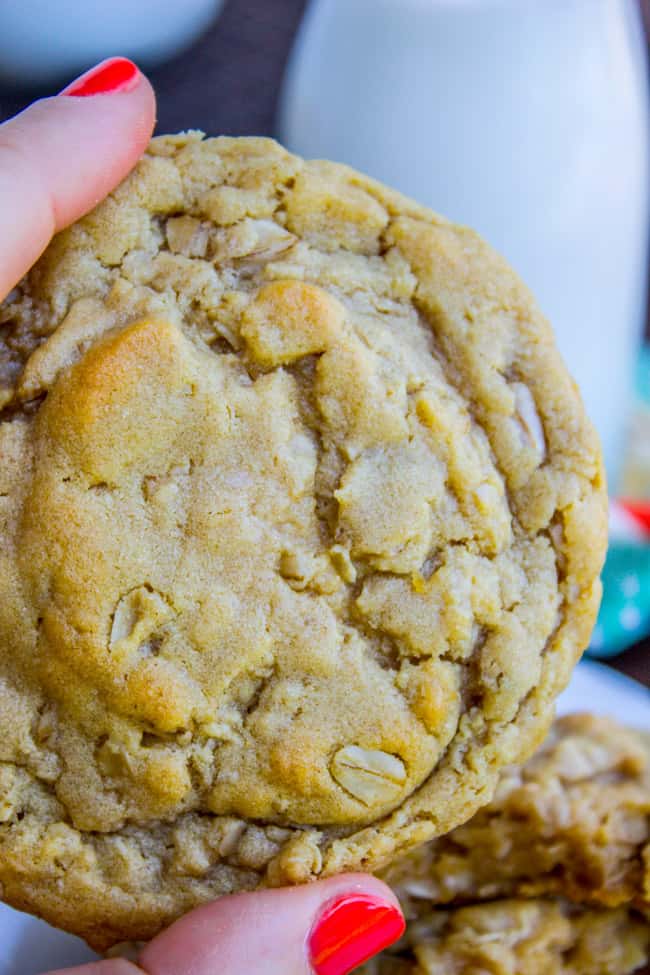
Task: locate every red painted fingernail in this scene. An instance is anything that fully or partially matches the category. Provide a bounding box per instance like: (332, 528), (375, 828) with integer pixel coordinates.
(61, 57), (141, 97)
(309, 894), (405, 975)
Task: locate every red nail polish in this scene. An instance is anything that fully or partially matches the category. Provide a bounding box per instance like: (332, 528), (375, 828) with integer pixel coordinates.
(309, 894), (405, 975)
(61, 57), (141, 97)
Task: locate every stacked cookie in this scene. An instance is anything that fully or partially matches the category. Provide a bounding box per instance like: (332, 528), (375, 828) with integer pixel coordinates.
(362, 714), (650, 974)
(0, 135), (607, 950)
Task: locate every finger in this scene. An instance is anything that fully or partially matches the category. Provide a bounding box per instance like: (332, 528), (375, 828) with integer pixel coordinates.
(0, 56), (156, 300)
(44, 876), (404, 975)
(139, 874), (404, 975)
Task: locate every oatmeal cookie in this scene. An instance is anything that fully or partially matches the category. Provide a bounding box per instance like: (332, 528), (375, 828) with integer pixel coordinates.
(382, 714), (650, 914)
(360, 899), (650, 975)
(0, 134), (606, 947)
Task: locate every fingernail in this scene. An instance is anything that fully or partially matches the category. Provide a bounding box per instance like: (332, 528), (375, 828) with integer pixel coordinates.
(308, 894), (405, 975)
(60, 57), (141, 97)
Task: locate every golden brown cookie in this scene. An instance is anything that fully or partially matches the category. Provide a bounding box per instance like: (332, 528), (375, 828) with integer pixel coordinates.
(360, 900), (650, 975)
(382, 714), (650, 914)
(0, 134), (606, 947)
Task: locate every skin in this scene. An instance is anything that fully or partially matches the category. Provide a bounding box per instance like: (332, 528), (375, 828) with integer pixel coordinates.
(0, 63), (401, 975)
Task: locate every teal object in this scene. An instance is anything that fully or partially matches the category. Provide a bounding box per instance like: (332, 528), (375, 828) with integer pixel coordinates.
(587, 343), (650, 658)
(634, 344), (650, 405)
(589, 542), (650, 657)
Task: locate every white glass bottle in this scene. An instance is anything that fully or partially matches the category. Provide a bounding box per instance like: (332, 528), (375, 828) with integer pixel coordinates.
(280, 0), (650, 489)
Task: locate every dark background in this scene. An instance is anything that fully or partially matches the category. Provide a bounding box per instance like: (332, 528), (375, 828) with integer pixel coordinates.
(0, 0), (649, 689)
(0, 0), (309, 135)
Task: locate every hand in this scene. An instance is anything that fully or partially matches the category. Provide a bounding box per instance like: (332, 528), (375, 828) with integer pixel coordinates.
(0, 58), (405, 975)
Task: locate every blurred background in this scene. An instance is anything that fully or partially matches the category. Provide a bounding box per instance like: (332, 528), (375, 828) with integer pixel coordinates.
(0, 0), (649, 688)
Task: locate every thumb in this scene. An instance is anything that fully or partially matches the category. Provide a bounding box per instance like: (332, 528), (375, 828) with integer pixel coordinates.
(47, 874), (405, 975)
(139, 874), (404, 975)
(0, 56), (156, 300)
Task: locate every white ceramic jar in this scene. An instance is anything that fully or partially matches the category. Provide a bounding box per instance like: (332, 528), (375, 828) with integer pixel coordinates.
(280, 0), (650, 488)
(0, 0), (224, 86)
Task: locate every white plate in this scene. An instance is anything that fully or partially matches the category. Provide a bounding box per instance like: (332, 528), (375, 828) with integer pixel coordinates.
(1, 660), (648, 975)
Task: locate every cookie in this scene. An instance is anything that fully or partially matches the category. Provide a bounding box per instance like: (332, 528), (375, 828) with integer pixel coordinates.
(0, 133), (606, 947)
(359, 900), (650, 975)
(382, 714), (650, 914)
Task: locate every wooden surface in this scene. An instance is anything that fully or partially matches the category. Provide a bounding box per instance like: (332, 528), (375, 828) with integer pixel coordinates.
(0, 0), (648, 691)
